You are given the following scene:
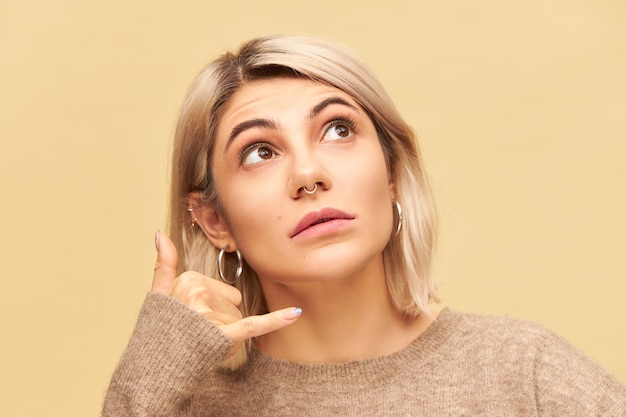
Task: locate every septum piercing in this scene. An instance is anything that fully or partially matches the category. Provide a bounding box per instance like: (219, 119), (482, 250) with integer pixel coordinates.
(302, 184), (318, 195)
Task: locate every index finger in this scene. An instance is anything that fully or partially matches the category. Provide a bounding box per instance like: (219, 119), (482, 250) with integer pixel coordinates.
(221, 307), (302, 342)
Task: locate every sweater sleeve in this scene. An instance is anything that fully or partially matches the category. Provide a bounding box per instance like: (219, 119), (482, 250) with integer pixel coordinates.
(102, 292), (234, 417)
(532, 328), (626, 416)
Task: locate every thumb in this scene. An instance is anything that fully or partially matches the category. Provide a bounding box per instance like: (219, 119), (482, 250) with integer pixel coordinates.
(152, 230), (179, 294)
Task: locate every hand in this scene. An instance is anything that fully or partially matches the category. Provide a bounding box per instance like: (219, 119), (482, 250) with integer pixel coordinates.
(152, 231), (301, 358)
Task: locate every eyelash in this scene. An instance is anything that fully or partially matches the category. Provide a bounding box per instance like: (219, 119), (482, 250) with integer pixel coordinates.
(325, 115), (357, 137)
(236, 115), (359, 165)
(237, 141), (276, 165)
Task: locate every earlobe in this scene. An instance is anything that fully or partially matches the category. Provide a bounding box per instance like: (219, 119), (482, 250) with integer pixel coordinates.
(188, 193), (238, 251)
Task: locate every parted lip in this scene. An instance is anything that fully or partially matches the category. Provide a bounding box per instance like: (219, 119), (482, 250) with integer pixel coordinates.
(290, 208), (355, 238)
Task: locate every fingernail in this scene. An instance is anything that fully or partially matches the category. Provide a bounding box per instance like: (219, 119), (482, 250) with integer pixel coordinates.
(155, 229), (161, 252)
(283, 307), (302, 320)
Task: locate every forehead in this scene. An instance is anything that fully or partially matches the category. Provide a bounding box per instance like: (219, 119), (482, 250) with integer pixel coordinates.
(219, 77), (357, 125)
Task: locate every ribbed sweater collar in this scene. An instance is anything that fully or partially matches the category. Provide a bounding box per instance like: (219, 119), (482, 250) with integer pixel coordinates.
(234, 308), (462, 393)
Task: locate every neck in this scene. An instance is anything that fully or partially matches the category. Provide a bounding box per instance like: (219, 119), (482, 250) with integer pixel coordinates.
(255, 258), (434, 363)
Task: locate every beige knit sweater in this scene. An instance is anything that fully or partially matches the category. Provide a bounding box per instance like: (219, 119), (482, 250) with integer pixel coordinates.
(103, 293), (626, 416)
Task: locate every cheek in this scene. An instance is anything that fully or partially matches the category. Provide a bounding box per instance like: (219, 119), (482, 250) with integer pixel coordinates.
(364, 173), (395, 232)
(347, 146), (392, 201)
(217, 184), (284, 249)
(354, 149), (395, 232)
(221, 194), (287, 277)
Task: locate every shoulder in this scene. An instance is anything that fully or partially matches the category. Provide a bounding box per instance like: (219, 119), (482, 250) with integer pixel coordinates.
(439, 309), (608, 372)
(439, 309), (604, 375)
(436, 308), (556, 356)
(436, 309), (626, 415)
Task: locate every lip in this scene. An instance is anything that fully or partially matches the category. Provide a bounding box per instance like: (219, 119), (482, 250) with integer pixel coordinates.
(290, 208), (355, 238)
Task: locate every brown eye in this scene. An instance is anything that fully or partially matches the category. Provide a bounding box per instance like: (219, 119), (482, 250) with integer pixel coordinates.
(241, 143), (278, 166)
(257, 147), (273, 159)
(324, 119), (355, 142)
(334, 124), (350, 138)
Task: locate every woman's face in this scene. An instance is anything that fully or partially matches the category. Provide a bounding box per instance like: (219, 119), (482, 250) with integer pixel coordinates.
(208, 77), (395, 283)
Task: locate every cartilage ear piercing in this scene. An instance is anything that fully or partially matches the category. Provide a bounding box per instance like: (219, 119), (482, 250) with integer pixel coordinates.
(188, 207), (197, 228)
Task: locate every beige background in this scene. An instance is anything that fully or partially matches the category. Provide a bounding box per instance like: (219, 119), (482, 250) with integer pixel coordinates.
(1, 1), (624, 416)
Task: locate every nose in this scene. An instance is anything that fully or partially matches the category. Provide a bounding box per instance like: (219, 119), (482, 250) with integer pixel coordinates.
(287, 150), (332, 199)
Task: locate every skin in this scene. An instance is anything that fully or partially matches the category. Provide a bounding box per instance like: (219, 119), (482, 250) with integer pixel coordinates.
(153, 78), (433, 363)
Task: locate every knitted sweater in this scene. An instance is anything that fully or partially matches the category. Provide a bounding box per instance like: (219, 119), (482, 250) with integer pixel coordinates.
(103, 293), (626, 416)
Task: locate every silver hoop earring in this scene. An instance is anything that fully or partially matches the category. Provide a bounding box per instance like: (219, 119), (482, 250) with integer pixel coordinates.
(393, 200), (403, 237)
(302, 184), (318, 195)
(217, 246), (243, 285)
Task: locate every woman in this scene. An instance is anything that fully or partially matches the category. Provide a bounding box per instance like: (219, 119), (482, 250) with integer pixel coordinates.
(103, 35), (626, 416)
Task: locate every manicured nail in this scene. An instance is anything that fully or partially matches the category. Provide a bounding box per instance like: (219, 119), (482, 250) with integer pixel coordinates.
(155, 229), (161, 252)
(283, 307), (302, 320)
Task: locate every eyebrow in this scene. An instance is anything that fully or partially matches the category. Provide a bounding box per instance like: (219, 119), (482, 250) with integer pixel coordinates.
(308, 97), (360, 120)
(225, 96), (361, 152)
(227, 118), (278, 150)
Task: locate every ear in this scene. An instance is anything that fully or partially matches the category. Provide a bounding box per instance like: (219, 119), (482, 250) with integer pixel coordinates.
(388, 178), (397, 201)
(188, 192), (238, 251)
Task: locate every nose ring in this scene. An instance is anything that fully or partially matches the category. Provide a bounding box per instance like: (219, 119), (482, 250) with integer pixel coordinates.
(302, 184), (318, 195)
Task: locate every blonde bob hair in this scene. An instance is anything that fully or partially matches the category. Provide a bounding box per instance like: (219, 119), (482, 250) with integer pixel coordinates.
(169, 35), (438, 367)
